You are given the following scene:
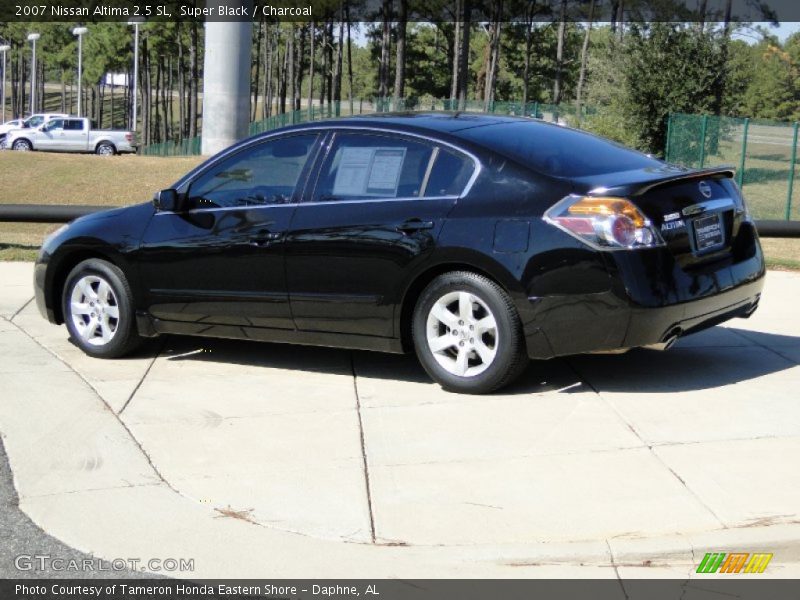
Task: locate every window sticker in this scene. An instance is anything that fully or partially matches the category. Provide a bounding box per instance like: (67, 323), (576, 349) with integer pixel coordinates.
(332, 146), (406, 197)
(367, 148), (406, 195)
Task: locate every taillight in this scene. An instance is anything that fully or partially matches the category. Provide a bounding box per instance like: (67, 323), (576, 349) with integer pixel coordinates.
(544, 195), (664, 250)
(125, 133), (133, 142)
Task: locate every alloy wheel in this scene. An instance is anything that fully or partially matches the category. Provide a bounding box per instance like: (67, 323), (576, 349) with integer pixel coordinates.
(69, 275), (120, 346)
(426, 290), (499, 377)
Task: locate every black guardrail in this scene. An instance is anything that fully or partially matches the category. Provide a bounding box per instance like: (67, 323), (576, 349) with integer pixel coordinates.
(756, 219), (800, 237)
(0, 204), (799, 237)
(0, 204), (106, 223)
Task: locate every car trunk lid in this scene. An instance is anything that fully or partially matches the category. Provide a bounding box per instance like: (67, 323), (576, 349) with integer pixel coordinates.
(576, 166), (745, 269)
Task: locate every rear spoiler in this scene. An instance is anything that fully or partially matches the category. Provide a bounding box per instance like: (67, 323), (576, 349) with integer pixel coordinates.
(587, 166), (736, 197)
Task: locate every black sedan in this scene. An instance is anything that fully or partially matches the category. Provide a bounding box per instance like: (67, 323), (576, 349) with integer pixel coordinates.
(34, 113), (765, 393)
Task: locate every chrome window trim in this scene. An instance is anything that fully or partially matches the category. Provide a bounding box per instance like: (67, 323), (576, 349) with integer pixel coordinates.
(172, 124), (482, 202)
(154, 195), (462, 215)
(419, 146), (439, 198)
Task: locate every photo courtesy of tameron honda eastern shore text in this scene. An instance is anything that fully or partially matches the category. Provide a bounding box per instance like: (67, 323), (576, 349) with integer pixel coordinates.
(33, 113), (766, 394)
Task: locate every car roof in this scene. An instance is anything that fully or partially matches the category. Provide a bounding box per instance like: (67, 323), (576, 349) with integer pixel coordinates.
(281, 111), (535, 135)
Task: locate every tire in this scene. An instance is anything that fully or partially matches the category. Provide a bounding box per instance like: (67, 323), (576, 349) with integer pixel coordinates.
(96, 142), (116, 156)
(12, 139), (31, 151)
(62, 258), (143, 358)
(412, 271), (528, 394)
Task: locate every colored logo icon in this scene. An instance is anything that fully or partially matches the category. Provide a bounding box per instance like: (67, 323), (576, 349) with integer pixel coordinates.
(696, 552), (773, 574)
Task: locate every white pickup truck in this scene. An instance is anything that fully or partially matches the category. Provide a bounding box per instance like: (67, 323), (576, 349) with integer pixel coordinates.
(0, 113), (68, 149)
(6, 117), (136, 155)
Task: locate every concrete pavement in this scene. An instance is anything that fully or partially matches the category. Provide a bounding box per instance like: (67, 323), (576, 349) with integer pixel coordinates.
(1, 261), (799, 578)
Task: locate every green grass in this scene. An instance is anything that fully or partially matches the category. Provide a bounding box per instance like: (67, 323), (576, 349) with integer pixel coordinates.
(0, 151), (203, 258)
(760, 237), (800, 271)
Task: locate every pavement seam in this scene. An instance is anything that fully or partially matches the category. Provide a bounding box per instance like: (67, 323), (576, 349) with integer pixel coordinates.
(727, 327), (799, 365)
(20, 481), (163, 500)
(605, 539), (630, 599)
(9, 296), (34, 321)
(7, 318), (182, 496)
(564, 357), (729, 530)
(118, 337), (167, 415)
(350, 352), (377, 544)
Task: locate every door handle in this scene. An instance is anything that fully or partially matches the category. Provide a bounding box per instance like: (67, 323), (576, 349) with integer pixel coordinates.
(249, 231), (282, 246)
(396, 219), (435, 234)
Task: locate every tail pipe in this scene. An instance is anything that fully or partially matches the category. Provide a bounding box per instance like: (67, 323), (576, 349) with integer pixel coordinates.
(644, 329), (682, 352)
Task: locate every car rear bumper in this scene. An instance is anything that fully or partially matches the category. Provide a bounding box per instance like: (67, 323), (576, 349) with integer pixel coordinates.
(523, 235), (766, 360)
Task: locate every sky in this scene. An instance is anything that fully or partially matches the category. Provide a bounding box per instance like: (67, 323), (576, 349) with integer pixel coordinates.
(762, 21), (800, 41)
(730, 21), (800, 43)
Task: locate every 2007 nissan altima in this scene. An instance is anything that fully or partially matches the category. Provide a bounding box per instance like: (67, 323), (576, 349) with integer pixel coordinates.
(34, 113), (765, 393)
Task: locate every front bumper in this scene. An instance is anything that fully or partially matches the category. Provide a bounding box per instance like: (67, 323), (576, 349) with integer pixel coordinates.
(34, 258), (55, 323)
(523, 235), (766, 360)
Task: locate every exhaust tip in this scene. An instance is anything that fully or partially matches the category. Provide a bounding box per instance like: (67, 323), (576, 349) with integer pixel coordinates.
(644, 330), (681, 352)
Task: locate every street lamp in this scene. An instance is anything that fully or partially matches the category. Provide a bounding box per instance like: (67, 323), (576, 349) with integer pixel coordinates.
(73, 27), (88, 117)
(27, 33), (40, 114)
(127, 19), (143, 132)
(0, 43), (10, 123)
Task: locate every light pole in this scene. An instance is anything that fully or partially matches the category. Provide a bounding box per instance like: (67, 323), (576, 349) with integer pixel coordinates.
(27, 33), (40, 115)
(73, 27), (88, 117)
(127, 19), (143, 132)
(0, 44), (10, 123)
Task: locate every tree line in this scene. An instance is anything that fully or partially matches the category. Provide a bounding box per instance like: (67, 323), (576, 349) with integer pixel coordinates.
(0, 0), (794, 155)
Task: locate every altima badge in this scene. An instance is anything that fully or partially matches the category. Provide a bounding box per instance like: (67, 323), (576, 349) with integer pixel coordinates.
(661, 219), (686, 232)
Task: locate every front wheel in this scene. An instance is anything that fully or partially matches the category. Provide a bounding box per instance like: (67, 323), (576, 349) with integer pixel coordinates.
(62, 259), (143, 358)
(12, 139), (31, 151)
(412, 271), (528, 394)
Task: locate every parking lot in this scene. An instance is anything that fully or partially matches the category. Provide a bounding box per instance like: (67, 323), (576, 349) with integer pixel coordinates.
(1, 261), (799, 579)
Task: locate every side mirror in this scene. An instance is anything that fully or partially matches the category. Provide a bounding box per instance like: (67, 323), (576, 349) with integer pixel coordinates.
(153, 189), (181, 212)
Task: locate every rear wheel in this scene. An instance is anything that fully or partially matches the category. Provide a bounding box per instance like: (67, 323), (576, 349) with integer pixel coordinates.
(12, 139), (31, 151)
(96, 142), (116, 156)
(62, 259), (142, 358)
(412, 271), (528, 394)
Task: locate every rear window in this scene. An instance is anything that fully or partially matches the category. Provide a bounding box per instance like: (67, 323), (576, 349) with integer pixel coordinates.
(425, 149), (474, 197)
(455, 121), (660, 178)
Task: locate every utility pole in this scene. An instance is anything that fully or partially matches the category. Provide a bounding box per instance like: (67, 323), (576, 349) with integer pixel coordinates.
(73, 27), (88, 117)
(27, 33), (40, 115)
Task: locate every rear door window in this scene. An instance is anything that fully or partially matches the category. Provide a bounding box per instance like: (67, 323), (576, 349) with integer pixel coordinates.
(314, 133), (434, 201)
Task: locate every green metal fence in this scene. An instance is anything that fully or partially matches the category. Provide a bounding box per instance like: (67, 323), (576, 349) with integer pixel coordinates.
(139, 135), (202, 157)
(140, 98), (593, 158)
(666, 112), (800, 221)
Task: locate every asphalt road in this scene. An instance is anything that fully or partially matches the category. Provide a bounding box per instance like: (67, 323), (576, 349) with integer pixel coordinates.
(0, 436), (156, 579)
